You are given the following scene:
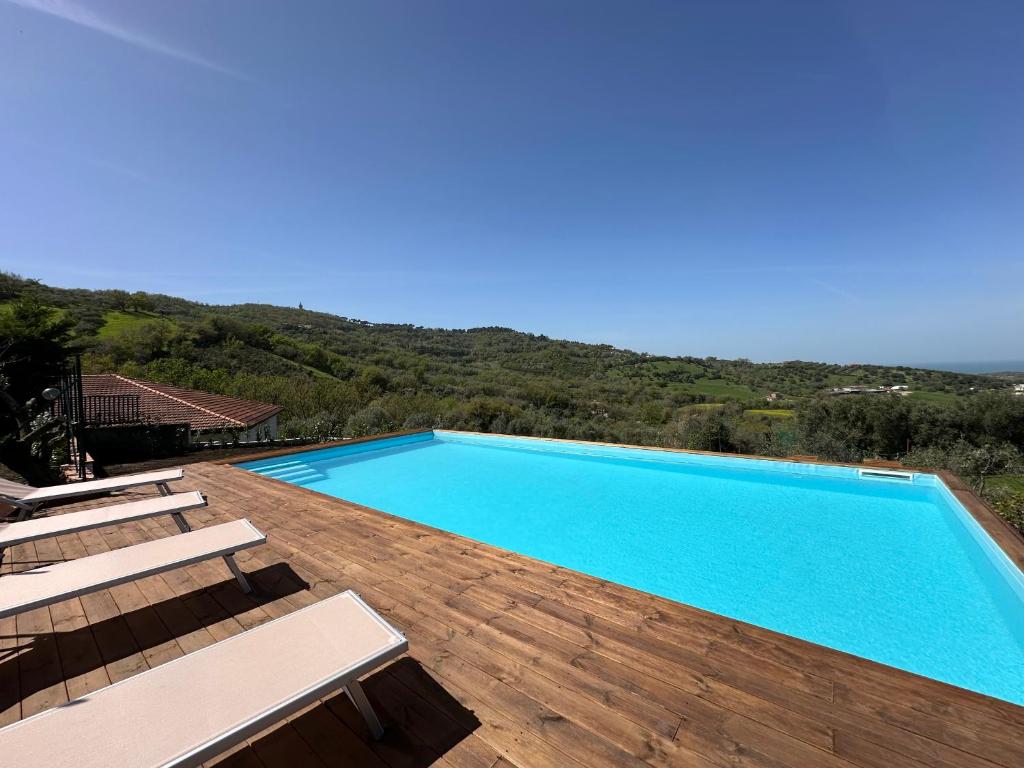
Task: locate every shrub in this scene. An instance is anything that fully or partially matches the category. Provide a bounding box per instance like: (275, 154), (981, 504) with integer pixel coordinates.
(402, 412), (435, 430)
(346, 406), (395, 438)
(903, 441), (1022, 492)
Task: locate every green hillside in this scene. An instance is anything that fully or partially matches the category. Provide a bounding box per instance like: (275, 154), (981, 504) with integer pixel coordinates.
(1, 272), (1019, 463)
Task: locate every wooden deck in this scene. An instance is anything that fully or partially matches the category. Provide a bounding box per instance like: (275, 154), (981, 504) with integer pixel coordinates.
(2, 459), (1022, 767)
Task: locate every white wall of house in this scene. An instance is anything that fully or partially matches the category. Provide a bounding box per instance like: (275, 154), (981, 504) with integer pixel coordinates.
(247, 415), (278, 441)
(196, 415), (279, 443)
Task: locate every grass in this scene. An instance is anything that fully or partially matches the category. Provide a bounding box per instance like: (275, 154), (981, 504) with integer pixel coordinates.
(96, 310), (171, 338)
(291, 359), (337, 380)
(745, 409), (795, 419)
(906, 390), (960, 405)
(684, 379), (760, 399)
(645, 360), (705, 376)
(989, 475), (1024, 494)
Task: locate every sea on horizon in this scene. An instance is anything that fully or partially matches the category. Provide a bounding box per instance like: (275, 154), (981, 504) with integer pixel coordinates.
(912, 360), (1024, 374)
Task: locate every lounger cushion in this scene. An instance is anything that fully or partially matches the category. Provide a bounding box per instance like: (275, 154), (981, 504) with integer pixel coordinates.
(0, 491), (207, 549)
(0, 591), (407, 767)
(17, 468), (184, 503)
(0, 519), (265, 619)
(0, 477), (30, 500)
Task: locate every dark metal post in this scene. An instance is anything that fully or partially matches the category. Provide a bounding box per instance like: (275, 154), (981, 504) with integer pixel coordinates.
(73, 356), (86, 478)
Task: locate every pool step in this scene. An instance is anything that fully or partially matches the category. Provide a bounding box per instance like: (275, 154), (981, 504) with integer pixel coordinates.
(249, 459), (306, 473)
(257, 465), (326, 484)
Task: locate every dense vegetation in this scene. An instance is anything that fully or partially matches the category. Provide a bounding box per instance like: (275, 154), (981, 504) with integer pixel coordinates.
(2, 272), (1022, 528)
(0, 290), (74, 483)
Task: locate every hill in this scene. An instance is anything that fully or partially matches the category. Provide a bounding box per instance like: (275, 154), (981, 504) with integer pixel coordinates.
(1, 272), (1017, 460)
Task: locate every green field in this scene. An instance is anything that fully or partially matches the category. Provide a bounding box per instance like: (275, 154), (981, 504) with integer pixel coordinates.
(97, 310), (171, 338)
(684, 379), (760, 399)
(906, 390), (960, 405)
(745, 409), (795, 419)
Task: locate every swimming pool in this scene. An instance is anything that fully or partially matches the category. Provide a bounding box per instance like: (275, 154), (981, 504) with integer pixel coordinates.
(240, 430), (1024, 704)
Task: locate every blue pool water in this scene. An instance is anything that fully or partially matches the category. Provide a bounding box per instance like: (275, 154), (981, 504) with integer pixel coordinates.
(241, 431), (1024, 704)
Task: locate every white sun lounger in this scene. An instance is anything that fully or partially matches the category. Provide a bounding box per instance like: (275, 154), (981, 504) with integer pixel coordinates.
(0, 468), (186, 521)
(0, 519), (266, 619)
(0, 590), (408, 766)
(0, 491), (208, 565)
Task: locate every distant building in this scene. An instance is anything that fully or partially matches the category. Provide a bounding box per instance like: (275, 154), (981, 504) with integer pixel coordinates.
(765, 392), (781, 402)
(1014, 383), (1024, 396)
(827, 385), (888, 396)
(81, 374), (282, 442)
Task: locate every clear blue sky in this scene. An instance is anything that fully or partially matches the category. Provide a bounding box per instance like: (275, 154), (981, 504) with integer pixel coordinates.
(1, 1), (1021, 364)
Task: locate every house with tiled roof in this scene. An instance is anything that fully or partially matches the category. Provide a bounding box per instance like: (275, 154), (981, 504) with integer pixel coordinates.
(81, 374), (282, 442)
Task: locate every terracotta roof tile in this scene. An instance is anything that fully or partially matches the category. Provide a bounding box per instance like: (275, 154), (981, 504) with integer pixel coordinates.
(81, 374), (282, 431)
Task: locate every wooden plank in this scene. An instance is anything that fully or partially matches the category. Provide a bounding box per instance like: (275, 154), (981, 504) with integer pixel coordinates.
(14, 541), (68, 718)
(309, 535), (835, 761)
(205, 744), (268, 768)
(249, 722), (328, 768)
(0, 534), (21, 725)
(287, 700), (389, 767)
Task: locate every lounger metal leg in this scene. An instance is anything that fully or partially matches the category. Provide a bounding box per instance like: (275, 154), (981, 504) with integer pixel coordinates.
(223, 553), (253, 593)
(14, 502), (38, 523)
(170, 512), (191, 533)
(345, 680), (384, 740)
(157, 482), (173, 497)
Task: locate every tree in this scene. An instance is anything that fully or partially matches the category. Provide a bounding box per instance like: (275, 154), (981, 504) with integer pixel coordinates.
(128, 291), (154, 313)
(0, 295), (73, 483)
(357, 367), (391, 397)
(0, 271), (31, 300)
(662, 409), (734, 453)
(960, 392), (1024, 447)
(105, 289), (131, 311)
(96, 320), (175, 365)
(0, 295), (72, 404)
(795, 396), (913, 460)
(904, 440), (1023, 493)
(639, 401), (666, 426)
(346, 406), (393, 437)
